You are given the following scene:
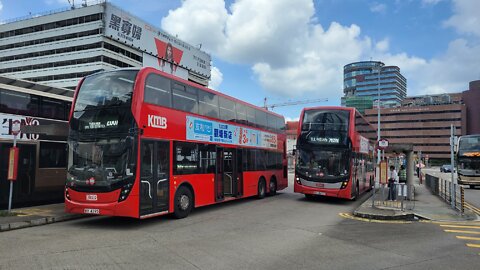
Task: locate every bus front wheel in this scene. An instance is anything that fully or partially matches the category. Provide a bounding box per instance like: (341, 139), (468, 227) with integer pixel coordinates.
(173, 186), (193, 219)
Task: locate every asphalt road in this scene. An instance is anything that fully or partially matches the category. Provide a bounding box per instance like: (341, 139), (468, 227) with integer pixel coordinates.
(0, 175), (479, 270)
(423, 167), (480, 211)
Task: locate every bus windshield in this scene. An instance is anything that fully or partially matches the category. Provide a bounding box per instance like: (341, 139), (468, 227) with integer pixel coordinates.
(74, 70), (138, 112)
(67, 136), (136, 190)
(296, 148), (350, 182)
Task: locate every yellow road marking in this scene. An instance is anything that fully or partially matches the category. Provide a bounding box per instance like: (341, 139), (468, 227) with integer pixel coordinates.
(338, 213), (412, 224)
(466, 243), (480, 248)
(457, 236), (480, 241)
(444, 230), (480, 235)
(440, 224), (480, 229)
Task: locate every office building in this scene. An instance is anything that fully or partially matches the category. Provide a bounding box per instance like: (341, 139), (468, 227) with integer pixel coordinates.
(364, 93), (466, 161)
(0, 1), (211, 90)
(342, 61), (407, 109)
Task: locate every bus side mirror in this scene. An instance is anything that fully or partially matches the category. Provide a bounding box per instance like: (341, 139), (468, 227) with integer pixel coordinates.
(292, 149), (296, 156)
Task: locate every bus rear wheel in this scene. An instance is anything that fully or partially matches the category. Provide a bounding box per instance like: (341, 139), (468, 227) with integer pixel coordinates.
(173, 186), (193, 219)
(257, 178), (266, 199)
(268, 179), (277, 196)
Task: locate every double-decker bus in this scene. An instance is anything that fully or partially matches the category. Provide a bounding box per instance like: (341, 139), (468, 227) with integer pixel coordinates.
(457, 135), (480, 188)
(65, 67), (287, 219)
(0, 76), (72, 208)
(294, 106), (376, 200)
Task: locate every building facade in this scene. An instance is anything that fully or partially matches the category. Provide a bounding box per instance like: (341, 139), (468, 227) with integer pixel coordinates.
(342, 61), (407, 109)
(364, 94), (466, 161)
(0, 1), (211, 90)
(462, 80), (480, 135)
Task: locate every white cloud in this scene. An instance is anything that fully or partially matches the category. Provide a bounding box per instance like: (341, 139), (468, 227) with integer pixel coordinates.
(162, 0), (480, 100)
(370, 3), (387, 14)
(285, 117), (300, 122)
(443, 0), (480, 37)
(375, 38), (390, 52)
(209, 66), (223, 90)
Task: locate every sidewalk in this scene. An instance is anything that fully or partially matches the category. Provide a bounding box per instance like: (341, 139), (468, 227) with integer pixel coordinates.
(0, 203), (85, 232)
(354, 177), (479, 222)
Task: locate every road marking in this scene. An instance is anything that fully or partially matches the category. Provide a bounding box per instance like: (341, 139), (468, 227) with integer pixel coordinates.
(457, 236), (480, 241)
(464, 202), (480, 215)
(338, 213), (412, 224)
(444, 229), (480, 235)
(466, 243), (480, 248)
(440, 224), (480, 229)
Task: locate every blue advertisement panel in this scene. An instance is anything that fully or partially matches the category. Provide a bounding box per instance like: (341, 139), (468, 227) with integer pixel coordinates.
(186, 116), (277, 149)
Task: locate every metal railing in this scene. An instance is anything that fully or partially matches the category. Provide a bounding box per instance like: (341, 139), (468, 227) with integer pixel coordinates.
(425, 174), (464, 214)
(371, 183), (415, 211)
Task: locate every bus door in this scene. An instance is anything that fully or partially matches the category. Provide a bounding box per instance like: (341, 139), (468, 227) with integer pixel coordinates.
(139, 140), (169, 216)
(235, 149), (243, 197)
(215, 147), (225, 201)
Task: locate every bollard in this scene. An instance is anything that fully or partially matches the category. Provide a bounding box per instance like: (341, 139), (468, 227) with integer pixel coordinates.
(461, 187), (465, 214)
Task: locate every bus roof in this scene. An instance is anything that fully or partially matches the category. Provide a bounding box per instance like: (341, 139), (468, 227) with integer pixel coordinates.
(86, 67), (285, 120)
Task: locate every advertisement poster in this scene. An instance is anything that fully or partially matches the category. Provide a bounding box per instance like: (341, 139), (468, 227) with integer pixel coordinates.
(104, 3), (211, 78)
(186, 116), (277, 149)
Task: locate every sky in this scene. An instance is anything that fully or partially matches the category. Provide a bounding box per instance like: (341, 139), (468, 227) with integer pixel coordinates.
(1, 0), (479, 120)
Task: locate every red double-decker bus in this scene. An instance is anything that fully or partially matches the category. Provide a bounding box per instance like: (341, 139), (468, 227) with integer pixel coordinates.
(294, 106), (375, 200)
(65, 67), (287, 218)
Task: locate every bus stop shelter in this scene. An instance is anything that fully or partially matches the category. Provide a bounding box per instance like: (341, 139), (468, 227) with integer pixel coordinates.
(381, 143), (415, 199)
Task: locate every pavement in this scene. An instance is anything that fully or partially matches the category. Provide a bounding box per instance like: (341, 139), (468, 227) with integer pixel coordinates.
(0, 203), (84, 232)
(354, 175), (479, 222)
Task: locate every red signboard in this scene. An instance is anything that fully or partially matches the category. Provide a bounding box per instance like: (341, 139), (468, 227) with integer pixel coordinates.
(7, 147), (19, 181)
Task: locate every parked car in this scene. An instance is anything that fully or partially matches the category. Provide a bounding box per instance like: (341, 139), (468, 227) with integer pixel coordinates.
(440, 164), (454, 173)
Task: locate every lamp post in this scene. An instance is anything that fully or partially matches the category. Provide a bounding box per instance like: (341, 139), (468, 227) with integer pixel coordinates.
(374, 62), (384, 164)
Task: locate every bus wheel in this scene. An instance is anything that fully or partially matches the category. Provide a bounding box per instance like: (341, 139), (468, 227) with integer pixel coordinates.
(173, 186), (193, 219)
(268, 178), (277, 196)
(257, 178), (266, 199)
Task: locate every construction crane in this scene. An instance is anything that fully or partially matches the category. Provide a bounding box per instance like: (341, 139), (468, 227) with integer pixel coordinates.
(263, 97), (328, 110)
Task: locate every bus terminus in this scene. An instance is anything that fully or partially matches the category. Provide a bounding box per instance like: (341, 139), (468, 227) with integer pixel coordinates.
(457, 135), (480, 189)
(294, 106), (376, 200)
(65, 67), (287, 219)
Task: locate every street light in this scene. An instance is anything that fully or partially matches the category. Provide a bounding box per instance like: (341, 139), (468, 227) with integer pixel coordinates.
(373, 62), (385, 164)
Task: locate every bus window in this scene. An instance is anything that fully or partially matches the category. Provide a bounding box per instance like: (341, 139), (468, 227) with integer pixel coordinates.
(144, 74), (171, 108)
(199, 90), (219, 118)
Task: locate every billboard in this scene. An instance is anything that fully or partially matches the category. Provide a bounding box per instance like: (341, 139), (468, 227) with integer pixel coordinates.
(0, 113), (66, 142)
(104, 3), (211, 79)
(186, 116), (278, 150)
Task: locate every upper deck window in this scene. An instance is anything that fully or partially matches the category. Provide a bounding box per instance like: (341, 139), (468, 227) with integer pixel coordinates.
(75, 70), (138, 112)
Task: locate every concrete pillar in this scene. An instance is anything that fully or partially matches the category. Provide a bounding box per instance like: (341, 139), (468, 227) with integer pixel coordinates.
(406, 150), (414, 200)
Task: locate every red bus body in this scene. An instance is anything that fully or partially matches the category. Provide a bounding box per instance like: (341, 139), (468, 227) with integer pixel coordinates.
(65, 67), (287, 218)
(294, 106), (375, 200)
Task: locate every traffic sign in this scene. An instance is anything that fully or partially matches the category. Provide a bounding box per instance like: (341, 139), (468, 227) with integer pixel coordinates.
(378, 138), (389, 149)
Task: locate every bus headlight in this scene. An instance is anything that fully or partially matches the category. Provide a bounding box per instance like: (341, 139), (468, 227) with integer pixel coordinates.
(65, 187), (71, 200)
(295, 177), (302, 185)
(340, 181), (348, 189)
(118, 183), (133, 202)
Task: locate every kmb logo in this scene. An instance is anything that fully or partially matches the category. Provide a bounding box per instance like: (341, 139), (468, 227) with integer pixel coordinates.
(148, 115), (167, 129)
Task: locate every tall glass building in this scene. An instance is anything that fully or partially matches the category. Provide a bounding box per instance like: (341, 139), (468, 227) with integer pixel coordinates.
(341, 61), (407, 109)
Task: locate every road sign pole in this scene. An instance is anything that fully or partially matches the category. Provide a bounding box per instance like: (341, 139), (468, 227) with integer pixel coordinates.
(7, 135), (17, 213)
(8, 120), (21, 213)
(450, 125), (456, 210)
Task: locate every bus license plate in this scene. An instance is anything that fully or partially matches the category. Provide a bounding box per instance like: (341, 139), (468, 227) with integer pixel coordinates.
(314, 191), (326, 195)
(84, 208), (100, 214)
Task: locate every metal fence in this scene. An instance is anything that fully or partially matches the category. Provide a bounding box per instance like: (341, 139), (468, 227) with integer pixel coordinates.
(425, 174), (464, 214)
(371, 183), (415, 211)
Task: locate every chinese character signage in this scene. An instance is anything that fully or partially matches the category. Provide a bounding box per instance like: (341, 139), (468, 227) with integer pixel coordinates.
(186, 116), (277, 149)
(104, 3), (211, 79)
